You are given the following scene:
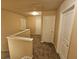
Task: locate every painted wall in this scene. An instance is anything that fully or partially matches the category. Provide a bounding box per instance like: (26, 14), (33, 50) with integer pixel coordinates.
(54, 10), (59, 47)
(54, 0), (76, 59)
(26, 16), (42, 35)
(26, 16), (37, 34)
(35, 16), (41, 35)
(42, 11), (57, 16)
(1, 10), (26, 51)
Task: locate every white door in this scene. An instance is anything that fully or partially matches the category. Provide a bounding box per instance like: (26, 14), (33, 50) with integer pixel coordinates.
(59, 8), (74, 59)
(41, 16), (55, 43)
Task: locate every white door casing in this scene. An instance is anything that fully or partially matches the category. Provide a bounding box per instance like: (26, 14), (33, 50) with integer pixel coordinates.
(41, 16), (55, 43)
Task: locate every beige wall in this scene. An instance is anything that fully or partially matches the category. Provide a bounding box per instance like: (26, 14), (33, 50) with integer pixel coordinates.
(54, 0), (76, 59)
(42, 11), (57, 16)
(26, 16), (41, 35)
(26, 16), (42, 35)
(26, 16), (36, 34)
(54, 10), (59, 47)
(35, 16), (41, 35)
(1, 10), (26, 51)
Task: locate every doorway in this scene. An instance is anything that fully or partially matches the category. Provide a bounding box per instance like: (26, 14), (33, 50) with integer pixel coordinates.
(41, 16), (55, 43)
(57, 5), (75, 59)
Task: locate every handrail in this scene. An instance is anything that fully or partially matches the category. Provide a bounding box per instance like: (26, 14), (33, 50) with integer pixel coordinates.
(6, 29), (33, 41)
(9, 29), (30, 37)
(7, 36), (33, 41)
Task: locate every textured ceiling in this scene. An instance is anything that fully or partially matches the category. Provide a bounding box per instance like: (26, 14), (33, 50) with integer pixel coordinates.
(2, 0), (64, 15)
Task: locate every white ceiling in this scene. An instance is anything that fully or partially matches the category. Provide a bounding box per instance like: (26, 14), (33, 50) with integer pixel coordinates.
(2, 0), (64, 15)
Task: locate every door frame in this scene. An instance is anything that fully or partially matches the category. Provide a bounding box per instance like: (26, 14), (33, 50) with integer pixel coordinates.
(56, 2), (76, 58)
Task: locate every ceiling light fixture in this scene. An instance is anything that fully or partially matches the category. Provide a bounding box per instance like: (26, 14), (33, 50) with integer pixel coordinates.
(31, 11), (40, 16)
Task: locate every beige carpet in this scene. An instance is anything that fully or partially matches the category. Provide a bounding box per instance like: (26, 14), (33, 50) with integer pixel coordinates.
(32, 35), (60, 59)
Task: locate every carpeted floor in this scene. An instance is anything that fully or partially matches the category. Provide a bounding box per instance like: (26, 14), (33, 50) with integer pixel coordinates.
(32, 35), (60, 59)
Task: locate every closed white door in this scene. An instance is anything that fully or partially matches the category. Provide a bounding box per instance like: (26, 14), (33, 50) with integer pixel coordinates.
(41, 16), (55, 43)
(59, 8), (74, 59)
